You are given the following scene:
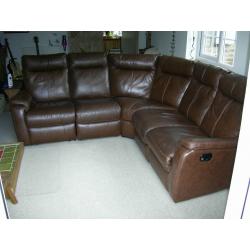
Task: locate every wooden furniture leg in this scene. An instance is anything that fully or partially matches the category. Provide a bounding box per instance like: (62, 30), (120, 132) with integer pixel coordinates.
(6, 185), (18, 204)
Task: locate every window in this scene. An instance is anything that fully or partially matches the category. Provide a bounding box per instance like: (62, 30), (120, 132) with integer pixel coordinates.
(201, 31), (220, 58)
(199, 31), (237, 67)
(220, 32), (237, 66)
(103, 31), (122, 37)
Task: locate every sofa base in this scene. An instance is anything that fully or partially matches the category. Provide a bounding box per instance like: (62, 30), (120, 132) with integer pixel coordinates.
(135, 136), (170, 189)
(77, 121), (120, 139)
(29, 124), (76, 144)
(146, 146), (170, 189)
(121, 120), (135, 138)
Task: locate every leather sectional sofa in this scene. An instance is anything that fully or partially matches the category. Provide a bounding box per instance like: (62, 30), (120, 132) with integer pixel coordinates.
(10, 53), (247, 202)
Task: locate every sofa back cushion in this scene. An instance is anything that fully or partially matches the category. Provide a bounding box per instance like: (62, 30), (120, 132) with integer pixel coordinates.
(68, 53), (110, 99)
(109, 54), (157, 98)
(200, 73), (246, 138)
(22, 53), (70, 102)
(178, 62), (226, 126)
(150, 56), (194, 107)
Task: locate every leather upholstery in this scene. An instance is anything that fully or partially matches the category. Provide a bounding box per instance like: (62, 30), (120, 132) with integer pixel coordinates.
(150, 56), (194, 107)
(22, 54), (70, 102)
(10, 105), (31, 145)
(10, 53), (247, 203)
(219, 73), (246, 103)
(120, 120), (135, 138)
(136, 72), (246, 202)
(116, 97), (173, 121)
(27, 102), (75, 128)
(116, 97), (173, 137)
(77, 121), (120, 139)
(178, 62), (226, 126)
(75, 98), (120, 124)
(145, 127), (206, 172)
(10, 90), (32, 111)
(200, 73), (246, 138)
(29, 124), (76, 144)
(180, 137), (237, 150)
(167, 137), (237, 202)
(133, 109), (196, 142)
(75, 98), (121, 139)
(68, 53), (110, 99)
(160, 56), (195, 77)
(10, 90), (32, 144)
(109, 54), (157, 98)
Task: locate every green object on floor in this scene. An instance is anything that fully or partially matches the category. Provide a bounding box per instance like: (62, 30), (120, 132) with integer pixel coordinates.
(0, 143), (20, 172)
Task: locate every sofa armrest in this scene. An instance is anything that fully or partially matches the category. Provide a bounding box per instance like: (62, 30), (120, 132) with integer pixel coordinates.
(167, 136), (238, 202)
(180, 137), (238, 150)
(10, 90), (32, 111)
(9, 90), (32, 145)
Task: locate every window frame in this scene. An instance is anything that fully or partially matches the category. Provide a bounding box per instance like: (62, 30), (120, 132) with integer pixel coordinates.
(219, 32), (237, 67)
(197, 31), (238, 70)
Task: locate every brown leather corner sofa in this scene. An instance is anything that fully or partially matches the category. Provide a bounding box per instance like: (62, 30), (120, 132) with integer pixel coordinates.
(10, 53), (247, 202)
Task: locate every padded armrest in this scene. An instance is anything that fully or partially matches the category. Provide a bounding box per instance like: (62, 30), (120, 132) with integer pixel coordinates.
(180, 137), (238, 150)
(10, 90), (32, 111)
(168, 136), (238, 202)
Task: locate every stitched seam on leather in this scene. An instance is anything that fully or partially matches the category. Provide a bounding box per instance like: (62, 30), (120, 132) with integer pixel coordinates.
(144, 125), (168, 141)
(210, 100), (233, 137)
(161, 76), (172, 104)
(77, 121), (119, 127)
(177, 78), (191, 106)
(170, 149), (192, 199)
(186, 85), (203, 119)
(200, 65), (208, 83)
(126, 71), (134, 94)
(128, 100), (142, 115)
(147, 136), (166, 166)
(230, 80), (237, 101)
(182, 144), (236, 150)
(198, 89), (216, 126)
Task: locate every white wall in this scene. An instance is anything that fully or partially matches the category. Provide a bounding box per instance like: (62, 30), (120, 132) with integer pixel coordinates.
(151, 31), (188, 57)
(138, 31), (146, 49)
(0, 31), (68, 67)
(234, 31), (250, 76)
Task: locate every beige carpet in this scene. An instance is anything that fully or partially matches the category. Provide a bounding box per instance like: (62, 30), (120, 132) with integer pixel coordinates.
(1, 112), (228, 218)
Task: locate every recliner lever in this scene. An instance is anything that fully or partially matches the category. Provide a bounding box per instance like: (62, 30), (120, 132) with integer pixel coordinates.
(200, 153), (212, 162)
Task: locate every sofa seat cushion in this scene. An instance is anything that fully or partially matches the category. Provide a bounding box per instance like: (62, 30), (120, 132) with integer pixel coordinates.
(116, 97), (174, 121)
(76, 98), (121, 124)
(26, 101), (75, 128)
(146, 127), (206, 171)
(133, 109), (196, 142)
